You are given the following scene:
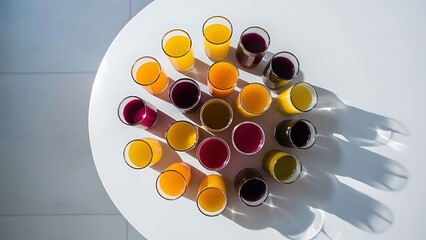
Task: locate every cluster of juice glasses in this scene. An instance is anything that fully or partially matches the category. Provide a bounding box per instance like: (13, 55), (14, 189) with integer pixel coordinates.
(117, 16), (320, 216)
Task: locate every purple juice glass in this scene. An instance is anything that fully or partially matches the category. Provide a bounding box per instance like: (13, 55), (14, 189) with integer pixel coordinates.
(169, 78), (201, 113)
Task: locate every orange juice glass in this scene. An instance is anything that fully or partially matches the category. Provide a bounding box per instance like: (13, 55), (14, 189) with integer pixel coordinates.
(123, 138), (162, 169)
(197, 174), (227, 217)
(156, 162), (191, 200)
(276, 82), (318, 114)
(207, 61), (238, 98)
(202, 16), (233, 60)
(236, 83), (272, 118)
(165, 121), (199, 152)
(131, 56), (168, 95)
(162, 29), (194, 71)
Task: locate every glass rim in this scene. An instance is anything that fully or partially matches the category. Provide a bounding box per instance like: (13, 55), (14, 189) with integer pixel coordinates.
(130, 56), (163, 86)
(165, 120), (198, 151)
(200, 98), (233, 132)
(269, 51), (300, 81)
(239, 83), (272, 115)
(117, 96), (148, 126)
(231, 121), (265, 155)
(272, 152), (302, 184)
(238, 26), (271, 56)
(202, 15), (233, 45)
(161, 29), (193, 58)
(287, 119), (317, 149)
(196, 137), (231, 171)
(123, 139), (153, 169)
(168, 78), (201, 111)
(238, 177), (269, 207)
(207, 61), (239, 91)
(196, 186), (227, 217)
(289, 82), (318, 113)
(155, 168), (188, 201)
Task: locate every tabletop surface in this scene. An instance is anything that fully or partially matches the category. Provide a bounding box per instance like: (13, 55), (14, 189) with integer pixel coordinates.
(88, 0), (426, 239)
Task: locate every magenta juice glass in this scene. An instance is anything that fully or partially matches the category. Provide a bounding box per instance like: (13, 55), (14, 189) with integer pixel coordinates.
(235, 26), (270, 68)
(232, 121), (265, 155)
(197, 137), (231, 171)
(118, 96), (158, 129)
(169, 78), (201, 113)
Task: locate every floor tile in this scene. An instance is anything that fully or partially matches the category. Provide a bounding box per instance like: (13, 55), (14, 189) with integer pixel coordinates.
(0, 0), (129, 73)
(0, 73), (119, 215)
(0, 215), (126, 240)
(127, 221), (148, 240)
(130, 0), (154, 18)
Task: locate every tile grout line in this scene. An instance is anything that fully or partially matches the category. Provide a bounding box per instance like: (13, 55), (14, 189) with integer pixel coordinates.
(126, 220), (129, 240)
(0, 213), (122, 217)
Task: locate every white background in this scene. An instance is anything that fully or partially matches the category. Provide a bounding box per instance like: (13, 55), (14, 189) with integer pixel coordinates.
(89, 0), (426, 239)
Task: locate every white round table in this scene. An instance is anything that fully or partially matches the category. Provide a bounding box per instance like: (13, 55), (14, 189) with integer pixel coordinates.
(89, 0), (426, 239)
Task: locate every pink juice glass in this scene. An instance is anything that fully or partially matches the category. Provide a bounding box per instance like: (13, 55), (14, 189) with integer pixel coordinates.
(118, 96), (158, 129)
(232, 121), (265, 155)
(197, 137), (231, 171)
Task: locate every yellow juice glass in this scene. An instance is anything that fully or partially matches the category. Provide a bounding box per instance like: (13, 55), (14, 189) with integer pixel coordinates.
(156, 162), (191, 200)
(165, 121), (199, 152)
(197, 174), (227, 217)
(131, 56), (169, 95)
(123, 138), (162, 169)
(236, 83), (272, 118)
(162, 29), (194, 71)
(207, 61), (239, 98)
(276, 82), (318, 114)
(262, 150), (302, 184)
(202, 16), (233, 60)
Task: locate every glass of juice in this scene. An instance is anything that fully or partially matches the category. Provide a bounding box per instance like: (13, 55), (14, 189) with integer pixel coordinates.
(123, 138), (162, 169)
(276, 82), (318, 114)
(161, 29), (194, 71)
(156, 162), (191, 200)
(262, 51), (300, 90)
(165, 121), (199, 152)
(131, 56), (169, 95)
(202, 16), (233, 60)
(232, 121), (265, 155)
(262, 150), (302, 184)
(275, 119), (317, 149)
(200, 98), (233, 132)
(197, 174), (227, 217)
(197, 137), (231, 171)
(207, 61), (239, 98)
(234, 168), (269, 207)
(118, 96), (158, 129)
(169, 78), (201, 113)
(236, 83), (272, 118)
(236, 26), (270, 68)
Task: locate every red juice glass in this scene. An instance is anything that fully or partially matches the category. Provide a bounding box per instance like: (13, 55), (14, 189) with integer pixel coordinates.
(197, 137), (231, 171)
(118, 96), (158, 129)
(232, 121), (265, 155)
(236, 26), (270, 68)
(169, 78), (201, 113)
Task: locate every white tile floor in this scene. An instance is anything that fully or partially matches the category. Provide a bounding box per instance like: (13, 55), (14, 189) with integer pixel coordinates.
(0, 0), (152, 239)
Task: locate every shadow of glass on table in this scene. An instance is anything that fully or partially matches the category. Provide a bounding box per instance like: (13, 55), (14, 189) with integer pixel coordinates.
(215, 86), (409, 239)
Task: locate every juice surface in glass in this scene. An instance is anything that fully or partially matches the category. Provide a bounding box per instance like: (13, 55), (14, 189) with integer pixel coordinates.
(236, 83), (271, 118)
(263, 150), (299, 182)
(204, 23), (232, 60)
(197, 174), (227, 216)
(201, 99), (232, 132)
(134, 61), (168, 94)
(166, 121), (198, 151)
(157, 162), (191, 199)
(208, 62), (238, 98)
(198, 138), (230, 170)
(232, 122), (264, 154)
(164, 35), (194, 71)
(120, 97), (157, 128)
(277, 83), (315, 114)
(126, 138), (162, 168)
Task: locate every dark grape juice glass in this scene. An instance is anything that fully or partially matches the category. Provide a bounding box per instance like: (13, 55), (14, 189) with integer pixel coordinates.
(234, 168), (269, 207)
(197, 137), (231, 171)
(263, 51), (300, 90)
(236, 27), (270, 68)
(275, 119), (317, 149)
(118, 96), (158, 129)
(232, 121), (265, 155)
(169, 78), (201, 113)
